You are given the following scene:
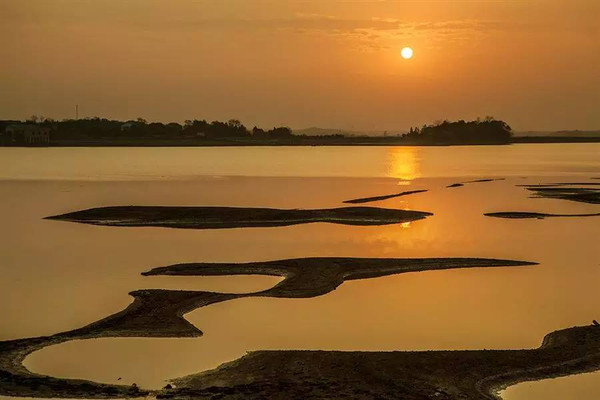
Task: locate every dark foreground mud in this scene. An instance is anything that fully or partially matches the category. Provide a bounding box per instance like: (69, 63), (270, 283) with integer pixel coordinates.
(166, 324), (600, 400)
(0, 257), (536, 398)
(46, 206), (433, 229)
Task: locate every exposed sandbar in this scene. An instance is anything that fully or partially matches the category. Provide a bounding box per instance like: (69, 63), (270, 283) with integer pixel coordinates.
(447, 178), (505, 188)
(45, 206), (433, 229)
(518, 182), (600, 187)
(144, 257), (537, 299)
(485, 211), (600, 219)
(0, 257), (536, 398)
(463, 178), (506, 183)
(524, 186), (600, 204)
(166, 324), (600, 400)
(343, 189), (428, 204)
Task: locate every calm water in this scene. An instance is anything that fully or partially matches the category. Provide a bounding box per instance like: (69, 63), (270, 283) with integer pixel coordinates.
(1, 144), (599, 180)
(1, 145), (599, 398)
(500, 372), (600, 399)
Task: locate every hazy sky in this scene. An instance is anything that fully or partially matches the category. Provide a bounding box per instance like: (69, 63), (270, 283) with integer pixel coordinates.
(1, 0), (599, 131)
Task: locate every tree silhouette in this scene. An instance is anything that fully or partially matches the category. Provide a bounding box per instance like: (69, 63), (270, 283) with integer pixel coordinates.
(403, 118), (512, 144)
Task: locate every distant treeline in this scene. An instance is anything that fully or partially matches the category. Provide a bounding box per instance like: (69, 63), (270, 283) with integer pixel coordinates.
(1, 116), (514, 145)
(0, 116), (294, 140)
(403, 117), (513, 144)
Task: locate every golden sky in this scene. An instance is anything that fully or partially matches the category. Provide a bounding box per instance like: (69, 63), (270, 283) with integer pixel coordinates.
(1, 0), (599, 131)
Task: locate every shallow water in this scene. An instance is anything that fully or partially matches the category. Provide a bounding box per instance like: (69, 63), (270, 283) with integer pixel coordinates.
(2, 145), (600, 396)
(500, 371), (600, 400)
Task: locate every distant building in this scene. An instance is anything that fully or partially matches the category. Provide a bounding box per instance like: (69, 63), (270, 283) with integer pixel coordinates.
(121, 122), (136, 131)
(5, 124), (51, 145)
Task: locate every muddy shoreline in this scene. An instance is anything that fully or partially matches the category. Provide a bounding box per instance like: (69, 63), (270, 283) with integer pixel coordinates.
(165, 325), (600, 400)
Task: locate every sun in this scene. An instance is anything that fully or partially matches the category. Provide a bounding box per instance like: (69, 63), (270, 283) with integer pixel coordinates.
(401, 47), (414, 60)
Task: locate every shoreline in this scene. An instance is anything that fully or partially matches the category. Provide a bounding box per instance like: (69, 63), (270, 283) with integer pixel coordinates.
(2, 136), (600, 148)
(166, 325), (600, 400)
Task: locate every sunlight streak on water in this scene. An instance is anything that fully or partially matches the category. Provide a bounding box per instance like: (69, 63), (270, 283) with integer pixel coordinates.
(386, 147), (420, 180)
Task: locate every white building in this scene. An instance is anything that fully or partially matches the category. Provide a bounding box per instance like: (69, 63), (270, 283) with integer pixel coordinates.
(5, 124), (51, 145)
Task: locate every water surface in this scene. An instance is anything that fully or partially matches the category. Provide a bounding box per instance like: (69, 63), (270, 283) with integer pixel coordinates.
(1, 145), (599, 396)
(1, 144), (599, 180)
(501, 371), (600, 400)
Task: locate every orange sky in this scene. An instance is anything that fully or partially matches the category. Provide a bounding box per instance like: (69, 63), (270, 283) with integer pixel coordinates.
(1, 0), (599, 131)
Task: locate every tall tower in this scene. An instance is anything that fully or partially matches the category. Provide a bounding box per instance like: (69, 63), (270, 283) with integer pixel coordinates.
(76, 104), (79, 120)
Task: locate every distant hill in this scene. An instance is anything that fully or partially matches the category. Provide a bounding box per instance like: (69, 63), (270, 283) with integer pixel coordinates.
(292, 127), (349, 136)
(293, 127), (392, 137)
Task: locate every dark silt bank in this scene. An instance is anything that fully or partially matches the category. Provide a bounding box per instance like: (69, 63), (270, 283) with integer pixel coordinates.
(167, 325), (600, 400)
(485, 211), (600, 219)
(45, 205), (434, 229)
(343, 189), (428, 204)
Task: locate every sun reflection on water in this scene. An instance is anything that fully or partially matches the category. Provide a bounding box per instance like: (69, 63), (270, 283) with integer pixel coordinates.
(386, 147), (420, 180)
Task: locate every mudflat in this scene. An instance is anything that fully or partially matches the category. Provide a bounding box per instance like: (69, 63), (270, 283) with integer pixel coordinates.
(524, 186), (600, 204)
(46, 206), (434, 229)
(485, 212), (600, 219)
(343, 189), (428, 204)
(0, 257), (537, 398)
(166, 325), (600, 400)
